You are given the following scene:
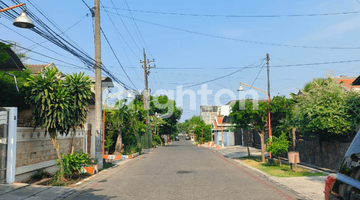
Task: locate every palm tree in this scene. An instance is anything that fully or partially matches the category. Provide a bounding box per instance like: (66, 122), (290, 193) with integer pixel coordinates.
(64, 72), (92, 154)
(25, 66), (70, 181)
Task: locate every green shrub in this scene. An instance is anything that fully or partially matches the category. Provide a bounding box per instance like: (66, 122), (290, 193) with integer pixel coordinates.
(266, 133), (291, 166)
(153, 135), (162, 146)
(56, 150), (91, 178)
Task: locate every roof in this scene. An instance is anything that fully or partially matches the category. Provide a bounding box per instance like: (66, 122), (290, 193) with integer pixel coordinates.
(26, 63), (67, 77)
(0, 46), (25, 71)
(89, 77), (114, 88)
(212, 119), (222, 130)
(335, 76), (360, 90)
(212, 117), (233, 131)
(200, 105), (219, 112)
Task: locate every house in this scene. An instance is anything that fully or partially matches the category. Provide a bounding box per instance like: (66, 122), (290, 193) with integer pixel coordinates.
(200, 105), (220, 125)
(334, 76), (360, 91)
(212, 116), (235, 147)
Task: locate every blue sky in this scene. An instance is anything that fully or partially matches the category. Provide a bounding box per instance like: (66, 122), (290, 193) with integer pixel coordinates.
(2, 0), (360, 121)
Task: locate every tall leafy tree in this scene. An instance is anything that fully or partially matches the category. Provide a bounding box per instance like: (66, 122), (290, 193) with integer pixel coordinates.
(270, 96), (296, 137)
(24, 66), (70, 180)
(0, 43), (10, 63)
(230, 100), (269, 162)
(294, 78), (351, 140)
(64, 72), (92, 154)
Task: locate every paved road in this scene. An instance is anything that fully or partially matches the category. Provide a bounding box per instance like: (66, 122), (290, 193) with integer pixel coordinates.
(71, 139), (303, 200)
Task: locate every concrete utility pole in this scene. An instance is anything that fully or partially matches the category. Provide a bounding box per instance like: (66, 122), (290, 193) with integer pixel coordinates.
(140, 48), (155, 146)
(266, 53), (270, 98)
(94, 0), (103, 169)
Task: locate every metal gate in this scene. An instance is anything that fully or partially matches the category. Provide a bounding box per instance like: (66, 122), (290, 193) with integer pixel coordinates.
(233, 129), (242, 145)
(0, 108), (9, 183)
(0, 107), (17, 184)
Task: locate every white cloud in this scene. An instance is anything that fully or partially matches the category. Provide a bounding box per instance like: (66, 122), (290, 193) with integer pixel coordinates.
(302, 16), (360, 41)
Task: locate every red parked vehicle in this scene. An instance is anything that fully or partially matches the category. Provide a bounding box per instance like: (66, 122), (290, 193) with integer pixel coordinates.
(324, 131), (360, 200)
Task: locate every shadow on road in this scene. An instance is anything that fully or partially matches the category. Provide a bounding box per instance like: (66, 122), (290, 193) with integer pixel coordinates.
(72, 188), (117, 200)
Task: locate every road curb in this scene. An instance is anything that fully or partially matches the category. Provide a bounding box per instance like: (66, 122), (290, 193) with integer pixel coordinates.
(62, 151), (147, 199)
(212, 148), (315, 200)
(233, 159), (311, 200)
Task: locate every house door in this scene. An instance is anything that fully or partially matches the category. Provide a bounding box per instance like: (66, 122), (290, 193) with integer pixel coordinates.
(0, 109), (8, 183)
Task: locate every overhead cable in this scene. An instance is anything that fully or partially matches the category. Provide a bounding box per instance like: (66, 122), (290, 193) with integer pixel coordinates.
(105, 11), (360, 50)
(101, 6), (360, 18)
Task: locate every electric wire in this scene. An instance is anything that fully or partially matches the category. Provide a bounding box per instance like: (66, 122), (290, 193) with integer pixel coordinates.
(123, 0), (154, 57)
(27, 14), (89, 49)
(100, 27), (138, 90)
(1, 1), (136, 91)
(182, 58), (266, 88)
(105, 11), (360, 50)
(121, 0), (163, 90)
(251, 62), (266, 86)
(102, 6), (360, 18)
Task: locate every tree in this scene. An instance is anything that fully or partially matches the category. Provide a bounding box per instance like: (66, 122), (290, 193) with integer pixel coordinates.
(0, 68), (32, 111)
(266, 133), (291, 166)
(270, 96), (295, 138)
(193, 120), (212, 143)
(293, 78), (353, 140)
(24, 66), (70, 181)
(230, 100), (269, 162)
(0, 43), (10, 63)
(64, 72), (92, 154)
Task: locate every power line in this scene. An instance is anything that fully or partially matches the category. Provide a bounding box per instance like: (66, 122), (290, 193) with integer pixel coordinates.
(183, 58), (266, 88)
(251, 62), (266, 86)
(106, 11), (360, 50)
(120, 0), (163, 90)
(123, 0), (154, 57)
(101, 6), (360, 18)
(100, 27), (138, 90)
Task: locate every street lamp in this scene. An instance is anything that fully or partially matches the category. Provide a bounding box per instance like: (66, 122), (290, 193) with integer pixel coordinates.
(238, 82), (273, 159)
(0, 3), (35, 29)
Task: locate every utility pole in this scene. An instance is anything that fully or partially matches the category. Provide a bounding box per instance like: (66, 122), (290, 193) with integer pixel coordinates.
(266, 53), (272, 160)
(266, 53), (270, 98)
(94, 0), (103, 169)
(140, 48), (155, 147)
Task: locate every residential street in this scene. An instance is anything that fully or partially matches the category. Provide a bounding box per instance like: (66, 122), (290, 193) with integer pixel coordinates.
(71, 139), (302, 200)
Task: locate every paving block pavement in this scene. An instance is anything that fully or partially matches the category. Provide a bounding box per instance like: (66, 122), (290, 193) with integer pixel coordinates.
(213, 145), (327, 200)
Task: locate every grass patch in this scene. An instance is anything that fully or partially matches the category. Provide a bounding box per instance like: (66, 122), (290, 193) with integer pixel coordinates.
(103, 162), (115, 170)
(238, 156), (326, 177)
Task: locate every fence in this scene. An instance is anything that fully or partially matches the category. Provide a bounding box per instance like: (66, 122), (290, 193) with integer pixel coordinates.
(140, 129), (152, 149)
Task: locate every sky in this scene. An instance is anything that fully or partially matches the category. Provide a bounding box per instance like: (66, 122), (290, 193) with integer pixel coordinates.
(2, 0), (360, 122)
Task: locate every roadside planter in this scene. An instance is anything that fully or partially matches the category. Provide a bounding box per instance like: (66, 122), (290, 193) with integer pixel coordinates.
(122, 152), (140, 160)
(103, 155), (122, 160)
(82, 164), (98, 175)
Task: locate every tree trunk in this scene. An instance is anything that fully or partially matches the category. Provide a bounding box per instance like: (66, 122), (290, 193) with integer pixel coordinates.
(51, 136), (64, 181)
(292, 128), (296, 151)
(114, 129), (122, 154)
(247, 146), (251, 157)
(259, 131), (266, 163)
(70, 127), (76, 154)
(278, 155), (281, 166)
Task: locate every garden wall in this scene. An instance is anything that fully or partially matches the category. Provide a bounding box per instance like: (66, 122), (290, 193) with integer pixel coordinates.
(292, 139), (350, 171)
(15, 127), (85, 182)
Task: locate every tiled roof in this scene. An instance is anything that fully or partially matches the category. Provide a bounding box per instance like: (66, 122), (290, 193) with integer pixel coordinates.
(27, 64), (47, 74)
(212, 119), (222, 130)
(335, 77), (360, 90)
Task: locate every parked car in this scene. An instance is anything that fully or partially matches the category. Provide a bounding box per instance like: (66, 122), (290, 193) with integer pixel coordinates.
(324, 131), (360, 200)
(175, 136), (180, 141)
(186, 136), (190, 140)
